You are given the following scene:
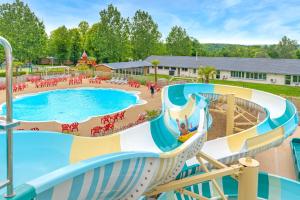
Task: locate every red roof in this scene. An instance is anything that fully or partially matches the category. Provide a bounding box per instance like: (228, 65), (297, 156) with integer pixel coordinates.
(81, 51), (88, 59)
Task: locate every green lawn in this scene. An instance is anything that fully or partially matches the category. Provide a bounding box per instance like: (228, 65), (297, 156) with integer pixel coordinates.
(145, 74), (300, 97)
(211, 79), (300, 97)
(146, 74), (171, 80)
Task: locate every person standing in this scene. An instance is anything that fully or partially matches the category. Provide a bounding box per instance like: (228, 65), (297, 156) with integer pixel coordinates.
(150, 84), (155, 98)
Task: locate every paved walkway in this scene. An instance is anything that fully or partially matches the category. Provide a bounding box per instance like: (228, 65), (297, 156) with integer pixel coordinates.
(256, 127), (300, 180)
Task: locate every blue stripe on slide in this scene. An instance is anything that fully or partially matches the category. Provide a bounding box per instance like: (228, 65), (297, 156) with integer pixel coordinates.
(104, 159), (131, 199)
(86, 167), (100, 200)
(121, 158), (146, 197)
(114, 158), (141, 198)
(36, 187), (53, 200)
(95, 163), (114, 199)
(68, 174), (84, 200)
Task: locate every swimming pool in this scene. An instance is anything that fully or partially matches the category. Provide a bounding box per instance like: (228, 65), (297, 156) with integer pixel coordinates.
(0, 88), (141, 123)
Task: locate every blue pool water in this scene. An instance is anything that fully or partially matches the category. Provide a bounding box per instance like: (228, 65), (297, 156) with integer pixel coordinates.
(0, 88), (139, 123)
(0, 131), (73, 190)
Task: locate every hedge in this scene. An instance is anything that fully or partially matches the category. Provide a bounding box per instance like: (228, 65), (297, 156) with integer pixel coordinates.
(0, 71), (26, 77)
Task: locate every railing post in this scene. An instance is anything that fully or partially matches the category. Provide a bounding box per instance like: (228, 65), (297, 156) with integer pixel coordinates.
(226, 94), (235, 136)
(0, 36), (15, 198)
(237, 157), (259, 200)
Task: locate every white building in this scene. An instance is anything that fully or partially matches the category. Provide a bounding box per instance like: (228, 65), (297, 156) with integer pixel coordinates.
(145, 55), (300, 86)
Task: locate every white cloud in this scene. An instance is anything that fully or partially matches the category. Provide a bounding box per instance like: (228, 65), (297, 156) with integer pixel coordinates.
(223, 0), (241, 8)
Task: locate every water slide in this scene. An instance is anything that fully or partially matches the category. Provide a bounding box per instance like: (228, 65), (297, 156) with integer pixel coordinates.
(0, 83), (299, 199)
(158, 172), (300, 200)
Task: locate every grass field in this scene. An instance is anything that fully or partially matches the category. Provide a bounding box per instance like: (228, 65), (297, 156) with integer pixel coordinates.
(145, 74), (300, 97)
(211, 79), (300, 97)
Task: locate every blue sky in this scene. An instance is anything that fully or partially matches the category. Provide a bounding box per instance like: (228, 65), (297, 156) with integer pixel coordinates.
(1, 0), (300, 44)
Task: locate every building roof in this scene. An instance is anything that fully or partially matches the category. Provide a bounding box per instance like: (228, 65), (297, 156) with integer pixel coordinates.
(102, 61), (152, 69)
(145, 55), (300, 75)
(81, 51), (88, 59)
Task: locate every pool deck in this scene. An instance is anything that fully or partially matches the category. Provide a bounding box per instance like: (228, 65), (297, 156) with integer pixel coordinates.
(255, 126), (300, 180)
(0, 79), (162, 137)
(0, 79), (299, 181)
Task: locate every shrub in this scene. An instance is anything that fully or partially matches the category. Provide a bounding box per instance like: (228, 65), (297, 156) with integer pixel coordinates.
(145, 109), (161, 120)
(0, 71), (26, 77)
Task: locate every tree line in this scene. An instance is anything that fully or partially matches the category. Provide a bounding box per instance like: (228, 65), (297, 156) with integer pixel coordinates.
(0, 0), (300, 65)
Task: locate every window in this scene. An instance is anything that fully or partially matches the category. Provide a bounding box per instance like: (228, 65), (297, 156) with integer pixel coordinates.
(292, 75), (300, 83)
(230, 71), (245, 78)
(216, 70), (220, 79)
(246, 72), (250, 78)
(285, 75), (291, 85)
(171, 67), (176, 71)
(231, 71), (266, 80)
(164, 67), (169, 70)
(246, 72), (266, 80)
(263, 74), (267, 80)
(193, 69), (197, 74)
(182, 68), (188, 72)
(158, 66), (163, 70)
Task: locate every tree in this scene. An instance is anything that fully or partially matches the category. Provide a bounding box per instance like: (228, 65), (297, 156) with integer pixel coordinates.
(266, 45), (279, 58)
(155, 42), (167, 55)
(190, 37), (208, 56)
(296, 49), (300, 59)
(166, 26), (192, 56)
(0, 0), (47, 62)
(85, 23), (101, 60)
(151, 59), (160, 84)
(78, 21), (89, 50)
(48, 26), (70, 64)
(69, 28), (82, 64)
(254, 50), (269, 58)
(198, 66), (216, 83)
(131, 10), (161, 59)
(94, 4), (131, 62)
(276, 36), (298, 58)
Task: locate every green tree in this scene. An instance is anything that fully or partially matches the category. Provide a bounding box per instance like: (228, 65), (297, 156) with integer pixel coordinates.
(296, 49), (300, 59)
(151, 59), (160, 84)
(131, 10), (161, 59)
(48, 26), (70, 64)
(276, 36), (298, 58)
(191, 38), (208, 56)
(69, 28), (82, 64)
(95, 4), (131, 62)
(166, 26), (192, 56)
(85, 23), (101, 60)
(155, 42), (167, 55)
(254, 50), (269, 58)
(266, 45), (279, 58)
(198, 66), (216, 83)
(78, 21), (89, 50)
(0, 0), (47, 62)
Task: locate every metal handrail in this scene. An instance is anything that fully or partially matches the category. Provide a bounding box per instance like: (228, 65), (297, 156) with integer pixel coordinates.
(0, 36), (15, 198)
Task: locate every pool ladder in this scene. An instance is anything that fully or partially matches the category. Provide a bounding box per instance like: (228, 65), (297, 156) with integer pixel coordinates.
(0, 36), (20, 198)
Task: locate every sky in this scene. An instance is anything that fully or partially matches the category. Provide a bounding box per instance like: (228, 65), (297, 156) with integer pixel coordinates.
(1, 0), (300, 45)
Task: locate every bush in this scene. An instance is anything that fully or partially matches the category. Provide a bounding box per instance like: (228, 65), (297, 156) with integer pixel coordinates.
(0, 71), (26, 77)
(145, 109), (161, 120)
(76, 65), (90, 71)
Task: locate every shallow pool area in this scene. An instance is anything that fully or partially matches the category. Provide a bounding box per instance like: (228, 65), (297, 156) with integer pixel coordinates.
(0, 131), (73, 190)
(0, 88), (140, 123)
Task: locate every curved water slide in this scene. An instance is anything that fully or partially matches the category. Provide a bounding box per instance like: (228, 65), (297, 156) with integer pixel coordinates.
(158, 172), (300, 200)
(0, 83), (298, 199)
(0, 87), (210, 199)
(167, 84), (298, 169)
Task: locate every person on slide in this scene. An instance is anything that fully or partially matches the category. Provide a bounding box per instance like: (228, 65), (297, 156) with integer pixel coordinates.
(176, 115), (198, 142)
(176, 115), (190, 136)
